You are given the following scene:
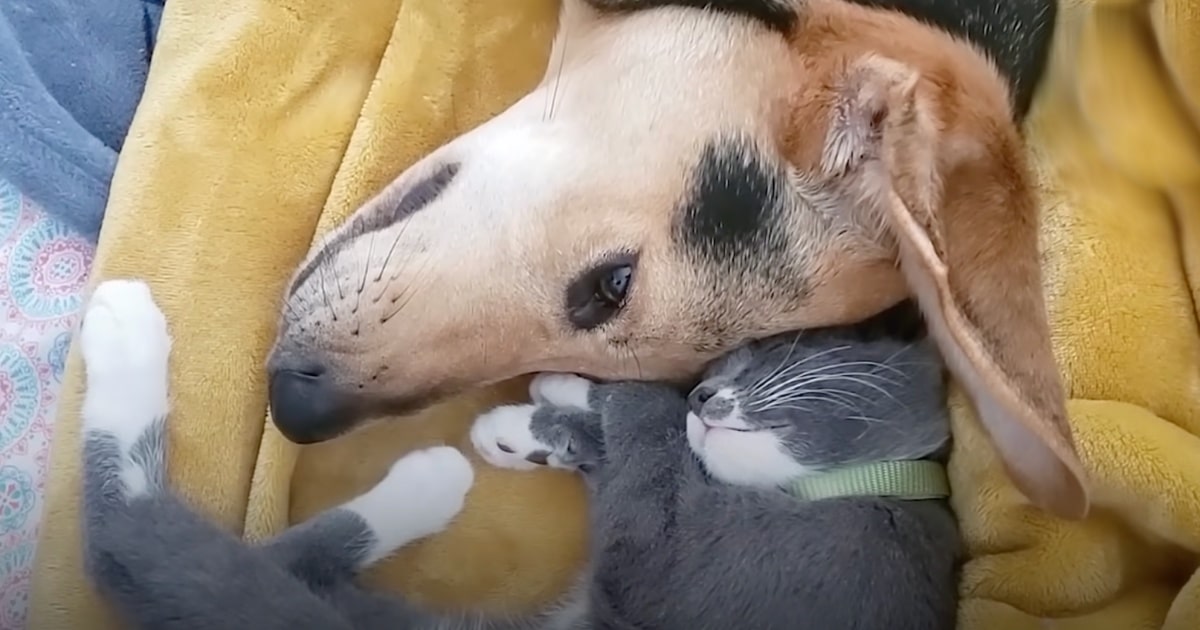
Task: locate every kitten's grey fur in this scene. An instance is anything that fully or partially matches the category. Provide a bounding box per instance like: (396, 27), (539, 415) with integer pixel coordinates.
(79, 280), (960, 630)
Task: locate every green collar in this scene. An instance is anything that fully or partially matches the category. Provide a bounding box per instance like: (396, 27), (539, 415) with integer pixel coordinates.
(785, 460), (950, 502)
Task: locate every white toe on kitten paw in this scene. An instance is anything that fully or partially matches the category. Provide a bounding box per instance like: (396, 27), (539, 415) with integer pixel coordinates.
(529, 373), (594, 410)
(80, 279), (171, 443)
(346, 446), (475, 565)
(470, 405), (561, 471)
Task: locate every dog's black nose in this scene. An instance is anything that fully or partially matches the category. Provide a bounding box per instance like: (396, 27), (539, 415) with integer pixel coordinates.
(687, 383), (717, 415)
(267, 361), (356, 444)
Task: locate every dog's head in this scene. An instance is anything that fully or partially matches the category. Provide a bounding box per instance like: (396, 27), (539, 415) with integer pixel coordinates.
(268, 0), (1087, 518)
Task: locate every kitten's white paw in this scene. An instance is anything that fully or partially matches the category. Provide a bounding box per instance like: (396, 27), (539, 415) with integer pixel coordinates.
(346, 446), (474, 565)
(470, 405), (561, 470)
(80, 280), (171, 445)
(529, 373), (594, 410)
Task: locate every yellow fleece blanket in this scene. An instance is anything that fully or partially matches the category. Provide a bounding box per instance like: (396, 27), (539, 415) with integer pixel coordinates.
(28, 0), (1200, 628)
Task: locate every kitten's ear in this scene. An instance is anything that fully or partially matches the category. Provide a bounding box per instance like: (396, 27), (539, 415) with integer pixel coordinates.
(824, 56), (1090, 520)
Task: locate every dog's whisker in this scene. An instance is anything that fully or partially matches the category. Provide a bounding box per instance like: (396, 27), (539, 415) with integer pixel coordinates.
(318, 264), (337, 322)
(546, 22), (570, 122)
(354, 232), (377, 315)
(629, 344), (644, 380)
(373, 239), (421, 304)
(376, 218), (412, 284)
(381, 256), (434, 324)
(281, 298), (300, 322)
(479, 332), (489, 370)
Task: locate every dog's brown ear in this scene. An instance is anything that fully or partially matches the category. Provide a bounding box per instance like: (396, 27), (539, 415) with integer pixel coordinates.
(823, 56), (1090, 520)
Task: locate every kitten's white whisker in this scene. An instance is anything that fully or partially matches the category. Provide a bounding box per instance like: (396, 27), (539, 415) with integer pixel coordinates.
(756, 345), (852, 382)
(768, 382), (889, 414)
(754, 356), (893, 391)
(751, 368), (911, 414)
(747, 332), (805, 396)
(753, 389), (863, 413)
(819, 373), (904, 406)
(751, 403), (816, 414)
(753, 365), (898, 404)
(846, 414), (888, 425)
(751, 348), (856, 399)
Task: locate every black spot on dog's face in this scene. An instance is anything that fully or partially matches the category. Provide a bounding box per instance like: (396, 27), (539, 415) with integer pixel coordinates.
(584, 0), (798, 33)
(673, 137), (789, 278)
(288, 162), (459, 298)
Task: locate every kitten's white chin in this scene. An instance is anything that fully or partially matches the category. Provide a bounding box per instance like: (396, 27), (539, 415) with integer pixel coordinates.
(687, 412), (811, 488)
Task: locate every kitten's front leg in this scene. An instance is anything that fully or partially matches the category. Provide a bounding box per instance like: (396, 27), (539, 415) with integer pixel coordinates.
(486, 374), (693, 469)
(591, 380), (691, 462)
(79, 279), (172, 513)
(470, 373), (605, 472)
(261, 446), (475, 585)
(259, 447), (478, 630)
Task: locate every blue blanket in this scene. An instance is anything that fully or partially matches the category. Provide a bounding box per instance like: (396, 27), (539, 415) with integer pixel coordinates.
(0, 0), (164, 239)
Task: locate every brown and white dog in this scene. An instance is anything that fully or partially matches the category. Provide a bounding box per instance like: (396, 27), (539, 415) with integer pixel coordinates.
(267, 0), (1089, 520)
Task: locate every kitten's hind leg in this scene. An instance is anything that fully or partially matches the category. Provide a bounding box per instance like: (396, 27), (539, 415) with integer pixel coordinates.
(79, 279), (172, 511)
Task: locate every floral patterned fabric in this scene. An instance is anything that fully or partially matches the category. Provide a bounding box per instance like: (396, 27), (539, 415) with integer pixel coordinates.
(0, 176), (95, 630)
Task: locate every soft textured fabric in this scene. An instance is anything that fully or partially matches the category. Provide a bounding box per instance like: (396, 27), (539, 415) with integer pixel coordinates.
(0, 177), (96, 630)
(0, 0), (163, 239)
(952, 2), (1200, 628)
(26, 0), (1200, 628)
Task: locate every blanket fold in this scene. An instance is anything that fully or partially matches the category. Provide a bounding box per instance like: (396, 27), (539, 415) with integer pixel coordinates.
(27, 0), (1200, 628)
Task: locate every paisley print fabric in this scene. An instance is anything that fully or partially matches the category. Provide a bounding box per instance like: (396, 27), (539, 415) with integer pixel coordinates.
(0, 177), (95, 630)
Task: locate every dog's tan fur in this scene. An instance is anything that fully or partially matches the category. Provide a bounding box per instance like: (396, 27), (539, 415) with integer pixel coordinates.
(273, 0), (1088, 518)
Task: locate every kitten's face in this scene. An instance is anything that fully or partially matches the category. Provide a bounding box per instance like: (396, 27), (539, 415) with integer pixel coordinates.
(685, 325), (950, 488)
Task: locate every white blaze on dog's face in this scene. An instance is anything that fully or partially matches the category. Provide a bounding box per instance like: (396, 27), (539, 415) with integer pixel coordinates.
(268, 0), (1090, 519)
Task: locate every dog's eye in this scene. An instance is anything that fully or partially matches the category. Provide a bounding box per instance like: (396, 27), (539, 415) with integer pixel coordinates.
(565, 253), (638, 330)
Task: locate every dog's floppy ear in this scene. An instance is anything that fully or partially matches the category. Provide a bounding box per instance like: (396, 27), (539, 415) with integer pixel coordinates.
(821, 56), (1089, 519)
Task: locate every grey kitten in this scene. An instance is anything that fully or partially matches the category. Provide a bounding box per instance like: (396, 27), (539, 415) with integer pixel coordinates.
(470, 298), (960, 629)
(78, 280), (959, 630)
